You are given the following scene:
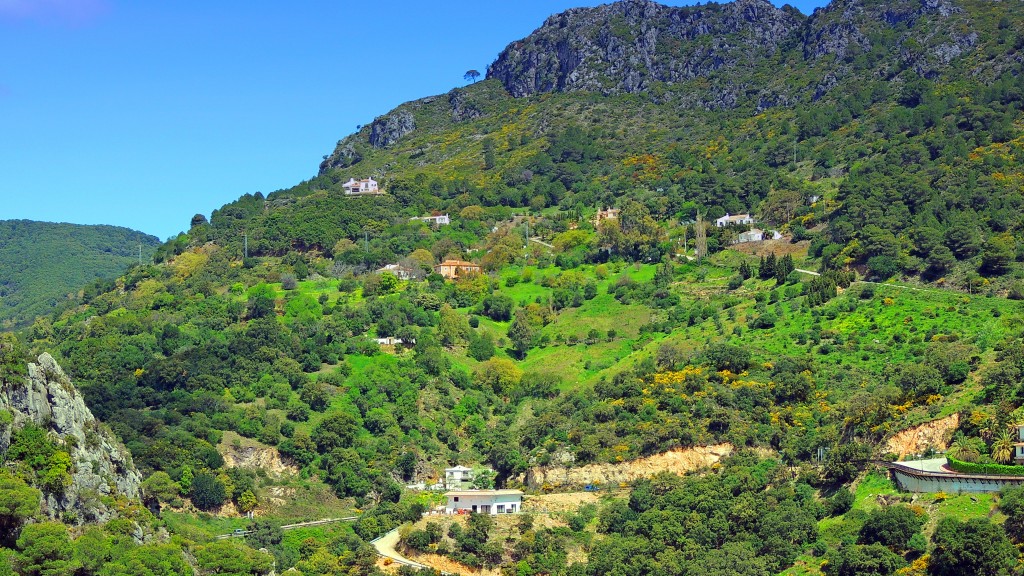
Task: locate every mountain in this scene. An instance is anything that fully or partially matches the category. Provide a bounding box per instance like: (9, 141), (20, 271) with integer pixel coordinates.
(5, 0), (1024, 573)
(0, 220), (161, 328)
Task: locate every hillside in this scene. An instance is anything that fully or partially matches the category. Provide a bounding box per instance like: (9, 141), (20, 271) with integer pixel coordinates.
(4, 0), (1024, 574)
(0, 220), (160, 328)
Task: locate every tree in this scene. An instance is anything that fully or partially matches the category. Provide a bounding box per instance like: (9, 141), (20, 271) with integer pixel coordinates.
(464, 69), (481, 83)
(194, 540), (274, 576)
(474, 357), (522, 396)
(190, 473), (227, 511)
(99, 544), (191, 576)
(946, 433), (982, 463)
(0, 471), (40, 543)
(16, 522), (77, 576)
(311, 411), (361, 452)
(481, 293), (514, 321)
(245, 520), (283, 549)
(992, 431), (1014, 464)
(823, 543), (904, 576)
(73, 527), (112, 576)
(237, 490), (258, 514)
(142, 471), (181, 504)
(437, 304), (471, 348)
(981, 233), (1015, 276)
(656, 342), (686, 371)
(930, 517), (1016, 576)
(507, 309), (536, 360)
(857, 506), (924, 551)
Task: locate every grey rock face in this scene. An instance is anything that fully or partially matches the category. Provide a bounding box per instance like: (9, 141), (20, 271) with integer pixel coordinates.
(0, 353), (142, 524)
(368, 110), (416, 148)
(318, 140), (362, 174)
(487, 0), (803, 98)
(448, 88), (482, 122)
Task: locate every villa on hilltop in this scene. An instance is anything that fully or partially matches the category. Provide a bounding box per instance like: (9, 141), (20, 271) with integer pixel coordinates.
(342, 177), (383, 196)
(411, 213), (450, 226)
(715, 213), (754, 227)
(594, 207), (620, 227)
(434, 259), (481, 280)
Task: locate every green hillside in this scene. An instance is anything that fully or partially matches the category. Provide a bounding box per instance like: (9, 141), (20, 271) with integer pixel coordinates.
(0, 220), (160, 328)
(1, 0), (1024, 574)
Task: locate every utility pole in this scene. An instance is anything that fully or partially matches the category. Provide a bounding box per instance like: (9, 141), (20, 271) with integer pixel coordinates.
(695, 212), (707, 262)
(243, 233), (248, 259)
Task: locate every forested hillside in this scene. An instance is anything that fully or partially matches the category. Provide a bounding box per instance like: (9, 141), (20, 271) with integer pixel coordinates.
(2, 0), (1024, 574)
(0, 220), (159, 328)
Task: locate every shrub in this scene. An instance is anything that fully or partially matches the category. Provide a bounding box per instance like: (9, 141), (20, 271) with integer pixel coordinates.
(946, 455), (1024, 476)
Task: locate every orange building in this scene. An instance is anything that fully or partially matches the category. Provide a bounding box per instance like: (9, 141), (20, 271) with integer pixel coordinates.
(434, 259), (481, 279)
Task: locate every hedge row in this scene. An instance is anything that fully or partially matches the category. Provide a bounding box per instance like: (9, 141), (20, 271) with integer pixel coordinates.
(946, 455), (1024, 476)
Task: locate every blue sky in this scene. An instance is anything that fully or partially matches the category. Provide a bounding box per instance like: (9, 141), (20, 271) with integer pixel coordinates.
(0, 0), (829, 240)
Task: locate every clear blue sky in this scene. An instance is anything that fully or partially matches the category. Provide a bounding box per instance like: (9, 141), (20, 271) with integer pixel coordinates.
(0, 0), (828, 240)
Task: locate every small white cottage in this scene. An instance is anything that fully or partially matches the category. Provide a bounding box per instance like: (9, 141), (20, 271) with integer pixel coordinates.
(444, 490), (524, 515)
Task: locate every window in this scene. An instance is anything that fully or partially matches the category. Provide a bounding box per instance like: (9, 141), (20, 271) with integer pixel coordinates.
(453, 497), (459, 502)
(497, 505), (505, 513)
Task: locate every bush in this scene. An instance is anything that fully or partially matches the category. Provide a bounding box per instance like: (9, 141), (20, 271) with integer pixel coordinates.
(829, 486), (854, 516)
(190, 473), (227, 510)
(946, 455), (1024, 476)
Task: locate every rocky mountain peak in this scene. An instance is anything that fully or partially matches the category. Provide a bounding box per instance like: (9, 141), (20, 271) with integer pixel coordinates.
(0, 353), (142, 524)
(487, 0), (805, 98)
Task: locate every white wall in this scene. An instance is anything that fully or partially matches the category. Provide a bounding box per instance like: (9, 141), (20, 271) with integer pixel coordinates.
(445, 494), (522, 515)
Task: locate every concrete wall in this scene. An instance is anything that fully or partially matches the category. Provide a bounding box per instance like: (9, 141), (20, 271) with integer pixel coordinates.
(892, 469), (1024, 493)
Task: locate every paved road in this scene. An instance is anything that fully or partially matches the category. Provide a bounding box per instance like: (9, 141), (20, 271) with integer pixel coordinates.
(794, 268), (820, 276)
(371, 528), (434, 571)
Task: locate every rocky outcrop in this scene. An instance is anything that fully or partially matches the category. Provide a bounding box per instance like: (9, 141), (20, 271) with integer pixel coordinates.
(488, 0), (975, 103)
(368, 110), (416, 148)
(220, 442), (298, 478)
(488, 0), (803, 98)
(448, 88), (482, 123)
(886, 414), (960, 459)
(0, 353), (142, 524)
(519, 443), (733, 489)
(318, 140), (362, 173)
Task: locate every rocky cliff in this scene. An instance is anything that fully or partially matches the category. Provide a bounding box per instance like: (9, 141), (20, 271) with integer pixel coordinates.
(488, 0), (977, 100)
(885, 414), (960, 459)
(488, 0), (803, 99)
(0, 353), (142, 523)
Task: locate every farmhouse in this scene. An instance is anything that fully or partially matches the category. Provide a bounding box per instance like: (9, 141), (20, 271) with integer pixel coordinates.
(411, 214), (450, 226)
(735, 228), (783, 244)
(434, 259), (481, 280)
(342, 177), (382, 196)
(593, 207), (620, 227)
(715, 213), (754, 227)
(377, 263), (417, 281)
(444, 490), (524, 515)
(445, 465), (473, 488)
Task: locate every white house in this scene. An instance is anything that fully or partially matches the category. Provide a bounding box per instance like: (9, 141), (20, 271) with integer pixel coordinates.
(735, 228), (783, 244)
(411, 214), (450, 226)
(377, 263), (417, 281)
(445, 465), (474, 488)
(342, 177), (381, 195)
(715, 213), (754, 227)
(444, 490), (524, 515)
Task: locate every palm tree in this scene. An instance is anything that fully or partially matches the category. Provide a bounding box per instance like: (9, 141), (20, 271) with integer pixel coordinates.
(947, 432), (982, 463)
(992, 430), (1014, 464)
